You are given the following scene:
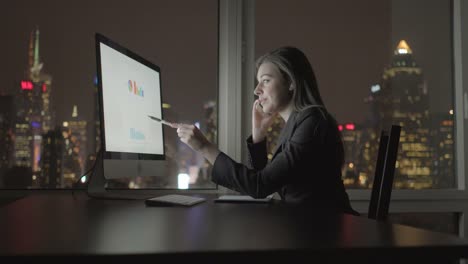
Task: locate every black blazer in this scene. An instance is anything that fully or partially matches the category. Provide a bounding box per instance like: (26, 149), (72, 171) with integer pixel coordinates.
(212, 107), (358, 215)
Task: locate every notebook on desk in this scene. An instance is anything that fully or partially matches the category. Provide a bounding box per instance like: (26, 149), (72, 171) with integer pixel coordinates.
(145, 194), (206, 207)
(214, 195), (273, 203)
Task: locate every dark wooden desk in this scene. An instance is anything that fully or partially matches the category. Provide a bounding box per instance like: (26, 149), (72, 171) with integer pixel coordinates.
(1, 192), (467, 262)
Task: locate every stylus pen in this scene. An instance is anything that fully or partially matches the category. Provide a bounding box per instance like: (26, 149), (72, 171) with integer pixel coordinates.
(148, 115), (174, 127)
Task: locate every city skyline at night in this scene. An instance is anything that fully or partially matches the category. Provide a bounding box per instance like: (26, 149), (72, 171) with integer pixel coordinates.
(266, 40), (454, 190)
(0, 0), (455, 190)
(0, 30), (456, 190)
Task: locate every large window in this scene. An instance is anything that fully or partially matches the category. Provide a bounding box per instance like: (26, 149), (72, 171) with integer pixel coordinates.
(0, 0), (219, 190)
(255, 0), (455, 190)
(251, 0), (468, 239)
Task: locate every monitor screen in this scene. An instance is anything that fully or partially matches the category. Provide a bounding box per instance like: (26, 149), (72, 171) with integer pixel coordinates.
(95, 33), (165, 180)
(100, 43), (164, 156)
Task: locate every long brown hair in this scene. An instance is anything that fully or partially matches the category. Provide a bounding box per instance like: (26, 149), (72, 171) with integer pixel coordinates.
(256, 46), (325, 111)
(256, 47), (345, 169)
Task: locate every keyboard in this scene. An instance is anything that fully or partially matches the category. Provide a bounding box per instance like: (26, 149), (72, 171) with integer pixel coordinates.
(145, 194), (206, 207)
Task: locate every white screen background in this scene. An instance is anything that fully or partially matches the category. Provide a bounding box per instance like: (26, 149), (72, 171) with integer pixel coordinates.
(100, 43), (164, 155)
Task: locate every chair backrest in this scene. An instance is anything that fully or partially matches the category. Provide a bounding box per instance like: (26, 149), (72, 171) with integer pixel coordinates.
(368, 130), (389, 220)
(368, 125), (401, 221)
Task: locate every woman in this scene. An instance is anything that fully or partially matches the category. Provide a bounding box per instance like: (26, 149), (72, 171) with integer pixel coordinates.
(175, 46), (358, 215)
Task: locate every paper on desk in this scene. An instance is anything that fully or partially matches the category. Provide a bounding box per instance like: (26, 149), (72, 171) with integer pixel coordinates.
(215, 195), (273, 203)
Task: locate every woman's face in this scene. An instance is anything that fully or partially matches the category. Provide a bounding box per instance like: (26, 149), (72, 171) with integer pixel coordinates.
(254, 62), (291, 114)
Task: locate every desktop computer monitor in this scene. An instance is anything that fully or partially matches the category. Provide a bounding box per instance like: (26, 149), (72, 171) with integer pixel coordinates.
(93, 33), (166, 189)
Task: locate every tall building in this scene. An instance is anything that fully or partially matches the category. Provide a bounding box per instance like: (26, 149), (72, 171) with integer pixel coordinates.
(368, 40), (433, 189)
(40, 127), (65, 188)
(83, 76), (101, 176)
(40, 116), (85, 189)
(14, 28), (53, 176)
(431, 111), (455, 188)
(339, 123), (366, 187)
(13, 122), (31, 168)
(0, 96), (16, 185)
(28, 29), (53, 132)
(357, 84), (389, 190)
(93, 75), (101, 153)
(61, 105), (88, 187)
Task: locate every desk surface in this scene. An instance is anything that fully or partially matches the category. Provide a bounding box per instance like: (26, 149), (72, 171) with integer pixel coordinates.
(1, 192), (468, 262)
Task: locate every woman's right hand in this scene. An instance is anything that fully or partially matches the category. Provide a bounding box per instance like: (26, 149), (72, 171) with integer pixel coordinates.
(173, 123), (220, 165)
(252, 99), (275, 143)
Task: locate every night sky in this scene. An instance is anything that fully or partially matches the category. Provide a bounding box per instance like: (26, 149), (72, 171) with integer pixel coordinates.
(256, 0), (453, 123)
(1, 0), (452, 128)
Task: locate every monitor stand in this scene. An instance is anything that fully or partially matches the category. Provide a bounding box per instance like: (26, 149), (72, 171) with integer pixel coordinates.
(87, 149), (106, 196)
(86, 150), (151, 200)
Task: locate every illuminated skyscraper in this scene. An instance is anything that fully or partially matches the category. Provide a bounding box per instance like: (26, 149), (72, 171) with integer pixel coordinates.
(370, 40), (433, 189)
(40, 127), (65, 188)
(339, 123), (366, 187)
(28, 29), (53, 132)
(13, 121), (31, 168)
(14, 28), (53, 175)
(358, 83), (388, 190)
(40, 112), (86, 189)
(61, 105), (88, 187)
(431, 111), (455, 188)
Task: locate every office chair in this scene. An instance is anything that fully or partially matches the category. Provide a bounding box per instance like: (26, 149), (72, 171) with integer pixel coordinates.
(368, 125), (401, 221)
